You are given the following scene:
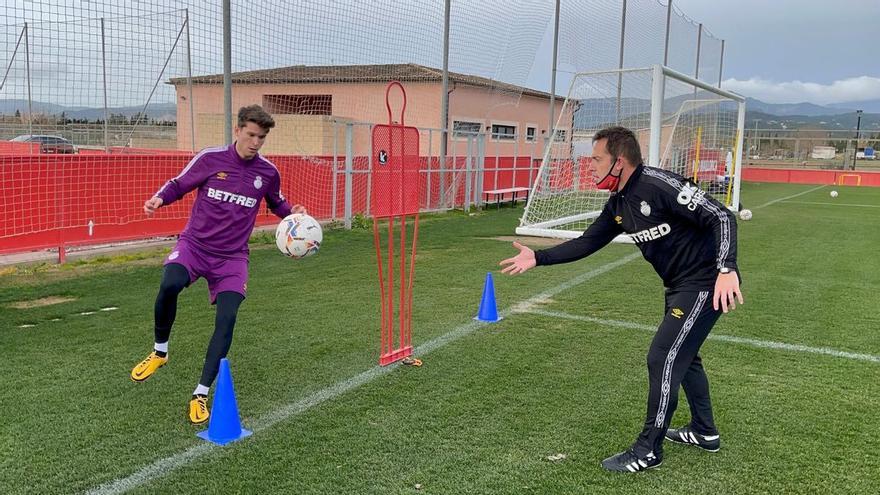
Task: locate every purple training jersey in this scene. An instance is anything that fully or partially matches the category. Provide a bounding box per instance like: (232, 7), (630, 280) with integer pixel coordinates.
(155, 144), (292, 258)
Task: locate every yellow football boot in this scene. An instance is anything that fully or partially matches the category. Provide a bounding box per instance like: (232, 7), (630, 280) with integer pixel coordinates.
(130, 351), (168, 382)
(189, 395), (210, 425)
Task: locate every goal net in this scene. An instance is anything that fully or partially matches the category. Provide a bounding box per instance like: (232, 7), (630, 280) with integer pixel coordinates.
(517, 65), (745, 240)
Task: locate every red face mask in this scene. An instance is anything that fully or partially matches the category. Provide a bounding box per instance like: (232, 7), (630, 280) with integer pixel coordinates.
(595, 157), (621, 191)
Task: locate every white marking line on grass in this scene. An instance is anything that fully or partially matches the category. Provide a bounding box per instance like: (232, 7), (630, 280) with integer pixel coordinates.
(523, 308), (880, 364)
(754, 184), (827, 209)
(85, 252), (642, 495)
(782, 200), (880, 208)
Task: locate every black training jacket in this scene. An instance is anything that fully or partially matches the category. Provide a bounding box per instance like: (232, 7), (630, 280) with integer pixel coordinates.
(535, 164), (739, 291)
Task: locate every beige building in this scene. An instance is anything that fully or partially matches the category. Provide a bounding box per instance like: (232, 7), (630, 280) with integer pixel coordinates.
(169, 63), (568, 157)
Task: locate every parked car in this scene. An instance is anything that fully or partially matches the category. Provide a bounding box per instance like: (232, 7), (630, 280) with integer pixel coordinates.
(10, 134), (78, 154)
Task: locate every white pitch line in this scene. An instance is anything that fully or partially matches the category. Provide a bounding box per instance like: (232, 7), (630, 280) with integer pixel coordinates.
(85, 251), (642, 495)
(754, 184), (827, 209)
(523, 308), (880, 364)
(782, 200), (880, 209)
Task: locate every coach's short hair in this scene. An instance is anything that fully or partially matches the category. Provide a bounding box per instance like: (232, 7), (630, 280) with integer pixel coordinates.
(237, 104), (275, 130)
(594, 126), (642, 166)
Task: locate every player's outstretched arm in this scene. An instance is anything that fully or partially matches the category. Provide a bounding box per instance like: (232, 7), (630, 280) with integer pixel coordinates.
(291, 204), (307, 214)
(713, 271), (744, 313)
(500, 241), (536, 275)
(144, 196), (164, 216)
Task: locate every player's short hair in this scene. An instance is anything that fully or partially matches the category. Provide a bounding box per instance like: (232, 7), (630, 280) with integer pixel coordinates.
(237, 105), (275, 131)
(594, 126), (642, 166)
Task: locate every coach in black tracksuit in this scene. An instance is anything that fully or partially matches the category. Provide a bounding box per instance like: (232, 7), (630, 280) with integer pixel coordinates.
(500, 126), (743, 473)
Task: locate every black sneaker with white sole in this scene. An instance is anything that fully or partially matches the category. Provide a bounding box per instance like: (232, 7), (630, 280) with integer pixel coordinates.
(665, 425), (720, 452)
(600, 449), (662, 473)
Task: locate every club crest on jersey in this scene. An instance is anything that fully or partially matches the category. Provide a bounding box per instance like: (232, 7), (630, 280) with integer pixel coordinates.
(253, 176), (263, 189)
(640, 201), (651, 216)
(216, 172), (228, 180)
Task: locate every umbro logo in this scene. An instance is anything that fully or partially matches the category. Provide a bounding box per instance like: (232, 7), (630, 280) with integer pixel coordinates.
(671, 308), (684, 319)
(216, 172), (228, 180)
(614, 215), (623, 225)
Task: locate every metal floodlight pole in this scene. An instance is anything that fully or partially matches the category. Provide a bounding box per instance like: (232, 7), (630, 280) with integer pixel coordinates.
(549, 0), (560, 135)
(24, 22), (33, 138)
(101, 18), (109, 152)
(185, 9), (195, 152)
(694, 23), (702, 81)
(663, 0), (672, 66)
(439, 0), (451, 209)
(853, 109), (863, 170)
(223, 0), (232, 145)
(616, 0), (627, 121)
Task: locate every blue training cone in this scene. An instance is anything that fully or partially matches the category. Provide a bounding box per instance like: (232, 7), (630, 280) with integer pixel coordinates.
(475, 272), (502, 323)
(196, 358), (252, 445)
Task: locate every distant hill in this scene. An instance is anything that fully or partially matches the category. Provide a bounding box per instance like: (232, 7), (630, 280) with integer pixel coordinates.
(0, 99), (176, 121)
(744, 109), (880, 132)
(740, 97), (880, 131)
(826, 99), (880, 114)
(0, 95), (876, 132)
(743, 97), (847, 117)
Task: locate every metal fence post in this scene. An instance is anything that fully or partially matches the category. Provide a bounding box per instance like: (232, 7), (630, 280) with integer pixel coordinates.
(331, 119), (338, 220)
(476, 132), (486, 207)
(426, 128), (433, 210)
(366, 123), (373, 217)
(464, 135), (472, 212)
(344, 122), (353, 229)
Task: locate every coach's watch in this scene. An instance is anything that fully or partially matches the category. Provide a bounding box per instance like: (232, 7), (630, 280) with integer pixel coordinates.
(719, 267), (732, 274)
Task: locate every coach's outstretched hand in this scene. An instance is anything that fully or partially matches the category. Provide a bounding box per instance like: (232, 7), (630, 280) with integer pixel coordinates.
(500, 241), (536, 275)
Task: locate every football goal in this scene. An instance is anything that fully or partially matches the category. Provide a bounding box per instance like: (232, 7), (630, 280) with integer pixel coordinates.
(517, 65), (746, 240)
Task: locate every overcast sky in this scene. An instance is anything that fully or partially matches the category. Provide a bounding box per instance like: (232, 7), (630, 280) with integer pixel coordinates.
(3, 0), (878, 108)
(672, 0), (880, 105)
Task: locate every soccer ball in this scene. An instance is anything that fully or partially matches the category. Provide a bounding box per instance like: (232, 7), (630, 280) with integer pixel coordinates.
(830, 190), (838, 198)
(275, 213), (322, 258)
(739, 209), (753, 221)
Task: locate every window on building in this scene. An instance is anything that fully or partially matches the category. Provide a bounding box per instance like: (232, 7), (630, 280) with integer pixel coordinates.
(553, 129), (567, 142)
(491, 124), (516, 140)
(526, 127), (537, 142)
(263, 94), (332, 115)
(453, 120), (482, 138)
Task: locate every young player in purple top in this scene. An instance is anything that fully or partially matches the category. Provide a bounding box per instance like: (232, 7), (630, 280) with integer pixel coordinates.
(130, 105), (305, 424)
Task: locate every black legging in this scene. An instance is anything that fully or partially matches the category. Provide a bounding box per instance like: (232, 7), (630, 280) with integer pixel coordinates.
(154, 263), (245, 388)
(199, 291), (243, 387)
(634, 289), (721, 457)
(154, 264), (190, 344)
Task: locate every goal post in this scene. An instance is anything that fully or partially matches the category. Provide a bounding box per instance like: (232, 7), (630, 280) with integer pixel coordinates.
(517, 64), (746, 240)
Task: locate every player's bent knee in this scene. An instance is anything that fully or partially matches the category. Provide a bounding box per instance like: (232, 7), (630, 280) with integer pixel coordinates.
(159, 263), (190, 294)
